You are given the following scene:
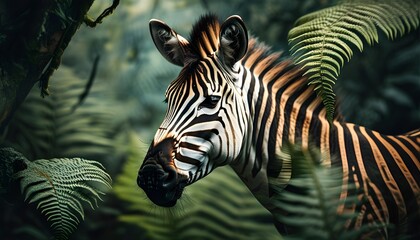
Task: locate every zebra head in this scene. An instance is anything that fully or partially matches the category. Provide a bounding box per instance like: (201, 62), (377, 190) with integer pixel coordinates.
(137, 14), (249, 207)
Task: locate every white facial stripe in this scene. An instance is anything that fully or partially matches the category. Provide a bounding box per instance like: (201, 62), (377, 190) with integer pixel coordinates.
(179, 135), (213, 152)
(174, 159), (196, 171)
(181, 121), (221, 132)
(197, 104), (220, 116)
(179, 147), (205, 161)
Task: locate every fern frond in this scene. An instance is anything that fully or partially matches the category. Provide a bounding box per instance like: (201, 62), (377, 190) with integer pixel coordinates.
(288, 0), (420, 121)
(15, 158), (112, 240)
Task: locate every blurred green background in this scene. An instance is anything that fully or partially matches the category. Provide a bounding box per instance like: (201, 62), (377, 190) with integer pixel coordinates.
(1, 0), (419, 239)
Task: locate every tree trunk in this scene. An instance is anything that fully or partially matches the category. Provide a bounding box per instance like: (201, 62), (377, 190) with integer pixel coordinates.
(0, 0), (95, 133)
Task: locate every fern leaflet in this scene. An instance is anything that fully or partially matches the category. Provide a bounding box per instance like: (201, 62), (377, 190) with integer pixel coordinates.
(288, 0), (420, 121)
(15, 158), (112, 240)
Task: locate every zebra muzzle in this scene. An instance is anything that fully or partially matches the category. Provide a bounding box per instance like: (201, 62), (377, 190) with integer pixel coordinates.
(137, 139), (188, 207)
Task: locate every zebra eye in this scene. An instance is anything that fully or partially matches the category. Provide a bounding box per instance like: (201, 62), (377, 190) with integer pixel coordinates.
(199, 95), (221, 109)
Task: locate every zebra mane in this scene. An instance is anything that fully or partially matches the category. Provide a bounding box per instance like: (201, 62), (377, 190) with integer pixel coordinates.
(243, 38), (310, 95)
(189, 13), (221, 58)
(243, 38), (344, 121)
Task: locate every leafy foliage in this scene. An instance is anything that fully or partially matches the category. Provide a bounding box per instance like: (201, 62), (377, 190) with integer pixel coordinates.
(269, 144), (380, 240)
(1, 65), (128, 239)
(288, 0), (420, 121)
(15, 158), (112, 240)
(113, 133), (280, 240)
(4, 65), (126, 162)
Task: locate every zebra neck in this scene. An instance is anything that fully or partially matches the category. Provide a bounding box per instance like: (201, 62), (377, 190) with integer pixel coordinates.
(229, 41), (334, 208)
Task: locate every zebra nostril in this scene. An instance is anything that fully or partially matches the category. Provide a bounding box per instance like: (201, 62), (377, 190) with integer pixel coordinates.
(162, 168), (177, 189)
(138, 161), (176, 189)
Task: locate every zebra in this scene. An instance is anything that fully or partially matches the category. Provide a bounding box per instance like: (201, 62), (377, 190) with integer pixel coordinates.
(137, 14), (420, 238)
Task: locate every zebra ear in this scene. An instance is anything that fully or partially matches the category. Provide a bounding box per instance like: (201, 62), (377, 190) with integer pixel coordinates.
(149, 19), (190, 67)
(219, 15), (248, 68)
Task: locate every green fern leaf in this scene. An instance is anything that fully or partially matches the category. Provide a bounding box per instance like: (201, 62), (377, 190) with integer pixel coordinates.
(288, 0), (420, 122)
(15, 158), (112, 240)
